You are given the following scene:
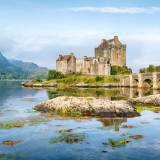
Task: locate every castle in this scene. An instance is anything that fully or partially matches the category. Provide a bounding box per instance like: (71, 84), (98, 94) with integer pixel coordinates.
(56, 36), (126, 75)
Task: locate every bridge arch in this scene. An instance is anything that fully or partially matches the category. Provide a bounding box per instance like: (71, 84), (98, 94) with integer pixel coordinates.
(156, 78), (160, 88)
(133, 78), (139, 86)
(142, 78), (153, 88)
(120, 73), (160, 89)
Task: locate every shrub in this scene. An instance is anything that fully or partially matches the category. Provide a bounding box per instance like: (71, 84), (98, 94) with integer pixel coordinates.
(35, 78), (42, 82)
(47, 70), (64, 80)
(95, 76), (104, 82)
(139, 65), (160, 73)
(32, 77), (43, 83)
(111, 66), (132, 75)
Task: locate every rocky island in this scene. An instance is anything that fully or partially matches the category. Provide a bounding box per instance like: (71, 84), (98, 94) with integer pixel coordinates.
(34, 94), (160, 118)
(34, 96), (139, 117)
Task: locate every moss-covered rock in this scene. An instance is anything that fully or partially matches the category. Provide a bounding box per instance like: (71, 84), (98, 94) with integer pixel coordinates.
(0, 116), (48, 129)
(122, 125), (136, 129)
(104, 138), (132, 148)
(129, 135), (143, 140)
(2, 140), (22, 146)
(136, 105), (160, 113)
(49, 133), (85, 144)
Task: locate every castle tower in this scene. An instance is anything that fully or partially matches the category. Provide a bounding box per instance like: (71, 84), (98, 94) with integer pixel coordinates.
(56, 53), (76, 74)
(95, 36), (126, 67)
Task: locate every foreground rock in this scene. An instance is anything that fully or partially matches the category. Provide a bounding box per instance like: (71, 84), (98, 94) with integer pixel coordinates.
(131, 94), (160, 106)
(34, 96), (139, 117)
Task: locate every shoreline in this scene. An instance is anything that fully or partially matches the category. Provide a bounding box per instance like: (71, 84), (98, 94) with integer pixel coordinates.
(22, 81), (160, 89)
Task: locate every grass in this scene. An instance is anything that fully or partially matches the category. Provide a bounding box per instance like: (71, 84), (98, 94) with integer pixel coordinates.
(0, 121), (24, 129)
(136, 105), (160, 113)
(32, 74), (119, 87)
(0, 116), (49, 129)
(57, 75), (119, 84)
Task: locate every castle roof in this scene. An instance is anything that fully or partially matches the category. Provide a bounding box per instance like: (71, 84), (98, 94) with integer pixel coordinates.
(96, 36), (124, 49)
(57, 54), (75, 61)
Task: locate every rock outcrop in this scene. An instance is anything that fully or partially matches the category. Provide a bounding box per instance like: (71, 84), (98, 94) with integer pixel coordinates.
(34, 96), (139, 117)
(131, 94), (160, 106)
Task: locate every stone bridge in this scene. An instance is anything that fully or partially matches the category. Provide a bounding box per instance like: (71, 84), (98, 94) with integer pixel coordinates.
(120, 72), (160, 89)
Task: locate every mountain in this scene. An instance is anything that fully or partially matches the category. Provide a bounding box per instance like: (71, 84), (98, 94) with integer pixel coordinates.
(0, 52), (10, 67)
(0, 52), (48, 80)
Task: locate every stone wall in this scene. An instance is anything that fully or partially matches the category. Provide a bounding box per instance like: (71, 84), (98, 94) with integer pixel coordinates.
(56, 55), (76, 74)
(76, 59), (83, 73)
(56, 60), (68, 74)
(76, 57), (111, 76)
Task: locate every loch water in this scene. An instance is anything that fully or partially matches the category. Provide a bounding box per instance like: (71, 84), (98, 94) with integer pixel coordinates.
(0, 81), (160, 160)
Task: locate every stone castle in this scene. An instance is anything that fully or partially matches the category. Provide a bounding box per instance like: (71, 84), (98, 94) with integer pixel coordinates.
(56, 36), (126, 75)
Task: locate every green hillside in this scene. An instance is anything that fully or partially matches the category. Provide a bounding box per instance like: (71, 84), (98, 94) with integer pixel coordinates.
(0, 52), (48, 80)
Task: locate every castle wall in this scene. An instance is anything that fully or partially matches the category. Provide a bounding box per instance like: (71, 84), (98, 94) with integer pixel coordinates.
(67, 56), (76, 73)
(91, 61), (98, 75)
(97, 64), (105, 75)
(82, 57), (92, 74)
(75, 57), (111, 76)
(121, 45), (126, 66)
(56, 55), (76, 74)
(76, 59), (83, 73)
(56, 61), (68, 74)
(56, 36), (126, 76)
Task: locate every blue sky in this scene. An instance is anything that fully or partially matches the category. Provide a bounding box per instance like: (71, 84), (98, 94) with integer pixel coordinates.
(0, 0), (160, 72)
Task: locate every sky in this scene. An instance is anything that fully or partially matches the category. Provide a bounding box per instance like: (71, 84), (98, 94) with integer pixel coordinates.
(0, 0), (160, 72)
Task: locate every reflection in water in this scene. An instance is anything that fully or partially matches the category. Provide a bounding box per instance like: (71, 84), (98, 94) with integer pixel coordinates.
(0, 81), (39, 106)
(98, 118), (127, 132)
(47, 87), (160, 100)
(1, 81), (160, 160)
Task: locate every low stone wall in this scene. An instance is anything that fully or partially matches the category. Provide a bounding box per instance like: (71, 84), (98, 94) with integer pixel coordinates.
(34, 96), (139, 117)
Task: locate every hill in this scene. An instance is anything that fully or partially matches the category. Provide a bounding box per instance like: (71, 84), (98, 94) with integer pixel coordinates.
(0, 52), (48, 80)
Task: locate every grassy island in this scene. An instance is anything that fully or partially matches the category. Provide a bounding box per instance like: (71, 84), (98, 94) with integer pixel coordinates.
(31, 70), (120, 88)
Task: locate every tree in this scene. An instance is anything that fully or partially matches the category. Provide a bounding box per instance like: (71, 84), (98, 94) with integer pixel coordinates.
(47, 70), (64, 80)
(139, 65), (160, 73)
(111, 66), (132, 75)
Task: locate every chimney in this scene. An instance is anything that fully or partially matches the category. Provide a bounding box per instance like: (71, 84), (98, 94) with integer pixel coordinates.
(114, 36), (119, 44)
(102, 39), (106, 43)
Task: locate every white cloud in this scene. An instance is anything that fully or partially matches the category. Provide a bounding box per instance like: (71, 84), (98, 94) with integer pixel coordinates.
(67, 7), (160, 14)
(1, 28), (160, 71)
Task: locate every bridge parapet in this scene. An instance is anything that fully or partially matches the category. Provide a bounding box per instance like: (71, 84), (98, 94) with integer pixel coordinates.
(119, 72), (160, 89)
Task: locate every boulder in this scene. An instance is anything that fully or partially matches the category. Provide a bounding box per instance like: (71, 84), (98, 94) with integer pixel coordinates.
(34, 96), (139, 117)
(131, 94), (160, 106)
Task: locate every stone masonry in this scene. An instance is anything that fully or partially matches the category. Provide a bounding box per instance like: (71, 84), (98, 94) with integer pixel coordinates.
(56, 36), (126, 75)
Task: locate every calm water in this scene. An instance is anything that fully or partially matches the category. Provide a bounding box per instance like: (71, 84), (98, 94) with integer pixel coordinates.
(0, 81), (160, 160)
